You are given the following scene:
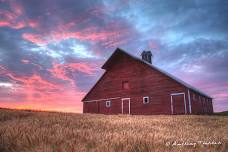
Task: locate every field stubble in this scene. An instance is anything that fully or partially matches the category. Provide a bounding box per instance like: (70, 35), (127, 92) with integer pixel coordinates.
(0, 109), (227, 152)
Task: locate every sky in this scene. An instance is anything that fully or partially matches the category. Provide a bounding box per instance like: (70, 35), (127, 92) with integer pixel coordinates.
(0, 0), (228, 113)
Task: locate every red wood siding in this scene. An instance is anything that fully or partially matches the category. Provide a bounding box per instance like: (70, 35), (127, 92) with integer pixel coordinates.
(83, 102), (99, 113)
(172, 94), (186, 114)
(189, 90), (213, 114)
(122, 99), (130, 114)
(83, 52), (213, 115)
(84, 53), (186, 115)
(99, 98), (122, 114)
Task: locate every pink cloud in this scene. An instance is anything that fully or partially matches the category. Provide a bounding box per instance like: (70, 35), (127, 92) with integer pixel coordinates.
(48, 62), (97, 89)
(22, 28), (125, 45)
(65, 63), (97, 75)
(0, 61), (99, 113)
(21, 16), (133, 48)
(0, 1), (27, 29)
(101, 37), (128, 48)
(0, 64), (87, 113)
(0, 1), (40, 30)
(0, 0), (134, 48)
(212, 93), (228, 100)
(148, 40), (161, 52)
(0, 1), (135, 48)
(0, 21), (10, 27)
(28, 19), (39, 28)
(22, 25), (131, 48)
(21, 59), (30, 64)
(22, 33), (48, 45)
(9, 1), (23, 16)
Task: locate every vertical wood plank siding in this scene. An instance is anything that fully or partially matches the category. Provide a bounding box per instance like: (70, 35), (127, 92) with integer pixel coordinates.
(83, 52), (213, 115)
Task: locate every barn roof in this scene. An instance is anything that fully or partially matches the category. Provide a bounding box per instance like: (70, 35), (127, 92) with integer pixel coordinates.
(82, 48), (212, 101)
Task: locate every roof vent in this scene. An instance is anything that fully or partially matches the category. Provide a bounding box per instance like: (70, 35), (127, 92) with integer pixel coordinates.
(141, 51), (153, 64)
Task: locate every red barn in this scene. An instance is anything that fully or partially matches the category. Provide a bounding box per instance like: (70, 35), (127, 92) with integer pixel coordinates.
(82, 48), (213, 115)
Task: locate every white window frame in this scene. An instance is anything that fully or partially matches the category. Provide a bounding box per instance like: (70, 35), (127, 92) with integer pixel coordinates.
(106, 101), (111, 108)
(143, 96), (150, 104)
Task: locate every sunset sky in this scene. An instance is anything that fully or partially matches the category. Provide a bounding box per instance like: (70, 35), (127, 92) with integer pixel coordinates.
(0, 0), (228, 113)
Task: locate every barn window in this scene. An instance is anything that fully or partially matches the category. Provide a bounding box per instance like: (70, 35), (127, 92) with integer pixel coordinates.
(122, 81), (129, 90)
(106, 101), (111, 108)
(143, 96), (149, 104)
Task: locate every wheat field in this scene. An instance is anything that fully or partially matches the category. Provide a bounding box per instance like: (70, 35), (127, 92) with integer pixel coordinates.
(0, 108), (227, 152)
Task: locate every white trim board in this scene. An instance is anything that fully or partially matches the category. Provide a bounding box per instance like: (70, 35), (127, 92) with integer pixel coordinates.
(121, 98), (130, 114)
(84, 97), (121, 102)
(188, 89), (192, 114)
(170, 92), (187, 114)
(171, 93), (185, 96)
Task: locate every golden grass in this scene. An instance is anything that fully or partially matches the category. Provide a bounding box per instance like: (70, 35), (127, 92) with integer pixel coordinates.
(0, 108), (227, 152)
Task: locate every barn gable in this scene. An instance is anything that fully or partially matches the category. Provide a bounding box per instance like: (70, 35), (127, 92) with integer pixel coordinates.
(82, 48), (211, 102)
(82, 50), (135, 101)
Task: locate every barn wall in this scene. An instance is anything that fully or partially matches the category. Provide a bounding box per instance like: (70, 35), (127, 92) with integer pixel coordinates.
(189, 90), (213, 114)
(99, 98), (122, 114)
(83, 53), (192, 115)
(83, 102), (98, 113)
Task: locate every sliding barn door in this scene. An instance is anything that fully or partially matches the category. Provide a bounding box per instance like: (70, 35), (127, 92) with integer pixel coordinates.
(171, 93), (186, 114)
